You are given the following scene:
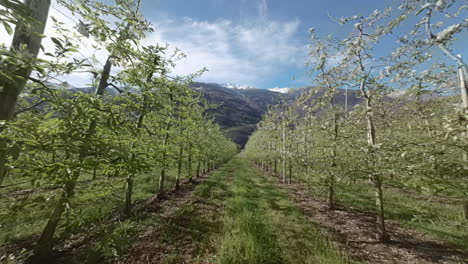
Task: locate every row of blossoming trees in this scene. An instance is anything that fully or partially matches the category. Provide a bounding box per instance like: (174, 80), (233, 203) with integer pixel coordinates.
(246, 0), (467, 242)
(0, 0), (238, 261)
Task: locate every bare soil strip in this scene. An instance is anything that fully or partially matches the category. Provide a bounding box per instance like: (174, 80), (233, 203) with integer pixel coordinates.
(117, 172), (226, 264)
(273, 179), (468, 264)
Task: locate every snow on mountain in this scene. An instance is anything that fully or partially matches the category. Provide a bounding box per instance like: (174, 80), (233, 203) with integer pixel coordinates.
(223, 82), (255, 90)
(268, 87), (290, 94)
(221, 83), (292, 94)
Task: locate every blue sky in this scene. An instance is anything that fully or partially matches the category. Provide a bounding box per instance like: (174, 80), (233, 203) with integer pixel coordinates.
(0, 0), (465, 90)
(139, 0), (398, 89)
(138, 0), (466, 90)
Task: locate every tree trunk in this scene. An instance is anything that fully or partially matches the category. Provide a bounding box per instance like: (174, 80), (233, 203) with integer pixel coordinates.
(0, 0), (51, 186)
(196, 161), (201, 177)
(158, 168), (166, 198)
(288, 163), (292, 184)
(187, 152), (193, 182)
(123, 92), (149, 213)
(0, 0), (51, 120)
(158, 121), (171, 197)
(457, 64), (468, 110)
(329, 110), (339, 210)
(0, 142), (7, 186)
(158, 137), (169, 198)
(124, 175), (133, 216)
(175, 146), (183, 190)
(360, 76), (388, 242)
(328, 174), (335, 210)
(282, 119), (286, 183)
(274, 160), (277, 176)
(34, 196), (67, 261)
(34, 178), (76, 261)
(373, 174), (388, 241)
(95, 56), (112, 96)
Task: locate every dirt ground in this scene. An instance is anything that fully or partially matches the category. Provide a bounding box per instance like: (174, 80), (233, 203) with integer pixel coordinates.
(274, 178), (468, 264)
(118, 174), (222, 264)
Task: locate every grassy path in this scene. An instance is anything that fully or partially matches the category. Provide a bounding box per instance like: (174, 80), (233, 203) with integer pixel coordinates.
(206, 155), (351, 264)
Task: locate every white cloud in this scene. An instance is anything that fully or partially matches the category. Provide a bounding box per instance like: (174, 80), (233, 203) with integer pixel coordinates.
(146, 17), (305, 88)
(237, 20), (303, 65)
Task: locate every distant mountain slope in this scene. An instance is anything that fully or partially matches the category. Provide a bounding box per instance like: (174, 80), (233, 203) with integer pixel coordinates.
(189, 82), (282, 147)
(289, 87), (364, 113)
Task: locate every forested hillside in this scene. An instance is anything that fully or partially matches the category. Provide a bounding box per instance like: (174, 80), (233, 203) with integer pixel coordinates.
(189, 82), (281, 146)
(0, 0), (467, 263)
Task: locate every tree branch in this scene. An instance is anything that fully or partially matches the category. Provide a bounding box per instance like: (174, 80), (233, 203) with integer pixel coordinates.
(108, 82), (124, 94)
(13, 99), (48, 116)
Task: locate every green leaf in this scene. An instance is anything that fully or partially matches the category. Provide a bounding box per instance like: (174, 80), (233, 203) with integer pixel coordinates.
(3, 21), (13, 35)
(51, 37), (64, 49)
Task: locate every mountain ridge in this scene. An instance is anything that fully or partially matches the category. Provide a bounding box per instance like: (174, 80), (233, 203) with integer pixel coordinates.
(189, 82), (282, 146)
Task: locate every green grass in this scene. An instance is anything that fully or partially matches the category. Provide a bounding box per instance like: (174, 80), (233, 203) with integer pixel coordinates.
(214, 156), (352, 264)
(297, 173), (468, 251)
(0, 166), (183, 260)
